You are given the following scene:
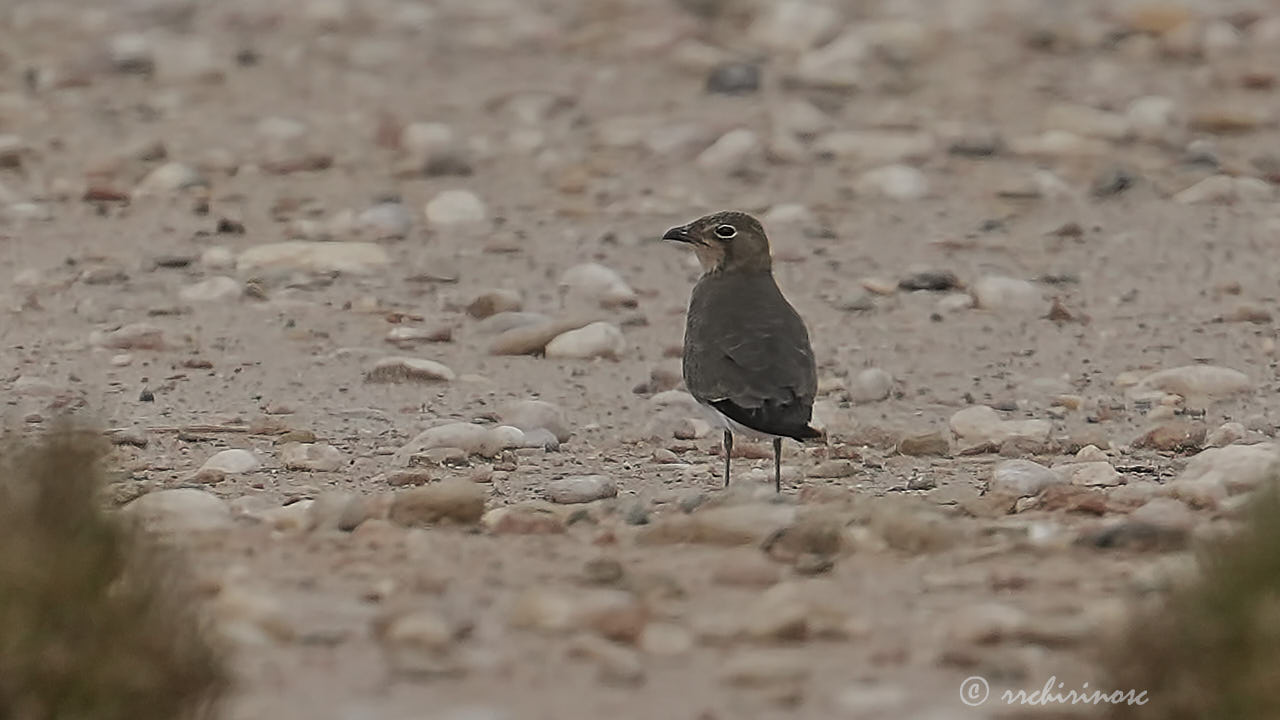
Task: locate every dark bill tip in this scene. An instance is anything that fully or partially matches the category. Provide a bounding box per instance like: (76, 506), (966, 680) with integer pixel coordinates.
(662, 225), (695, 244)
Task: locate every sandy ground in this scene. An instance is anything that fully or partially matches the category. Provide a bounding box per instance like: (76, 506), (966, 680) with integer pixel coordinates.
(3, 0), (1280, 717)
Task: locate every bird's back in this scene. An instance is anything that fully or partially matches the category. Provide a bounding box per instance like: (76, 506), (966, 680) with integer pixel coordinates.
(682, 269), (818, 439)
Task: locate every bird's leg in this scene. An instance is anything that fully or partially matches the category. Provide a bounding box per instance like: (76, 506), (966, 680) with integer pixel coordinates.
(773, 437), (783, 493)
(723, 430), (733, 487)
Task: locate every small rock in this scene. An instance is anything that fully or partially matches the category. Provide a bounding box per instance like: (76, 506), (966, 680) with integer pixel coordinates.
(990, 459), (1063, 498)
(1135, 365), (1251, 401)
(123, 489), (232, 533)
(1174, 175), (1274, 204)
(1206, 422), (1246, 448)
(108, 33), (154, 74)
(706, 62), (760, 95)
(898, 270), (959, 292)
(279, 442), (344, 472)
(1130, 497), (1195, 533)
(1134, 421), (1207, 452)
(389, 481), (487, 526)
(424, 190), (487, 228)
(375, 607), (468, 677)
(134, 162), (206, 196)
(639, 622), (694, 656)
(1127, 95), (1179, 142)
(1055, 461), (1123, 487)
(748, 0), (841, 52)
(950, 406), (1051, 447)
(1175, 444), (1280, 496)
(90, 323), (165, 350)
(853, 164), (928, 201)
(467, 289), (523, 319)
(502, 400), (571, 443)
(356, 202), (413, 240)
(695, 129), (760, 172)
(897, 432), (949, 457)
(546, 475), (617, 504)
(1044, 103), (1132, 141)
(508, 587), (648, 643)
(559, 263), (637, 308)
(364, 356), (456, 383)
(489, 318), (594, 356)
(484, 502), (567, 535)
(237, 241), (390, 275)
(200, 449), (261, 474)
(809, 460), (857, 479)
(567, 634), (645, 685)
(972, 276), (1041, 313)
(545, 322), (626, 360)
(849, 368), (893, 403)
(180, 276), (241, 303)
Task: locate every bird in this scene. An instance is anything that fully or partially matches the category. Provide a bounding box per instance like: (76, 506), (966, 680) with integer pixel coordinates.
(663, 210), (820, 492)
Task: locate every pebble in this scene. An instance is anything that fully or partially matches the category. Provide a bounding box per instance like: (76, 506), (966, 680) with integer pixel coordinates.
(279, 442), (345, 472)
(211, 585), (295, 645)
(386, 325), (453, 347)
(467, 289), (522, 319)
(1055, 461), (1123, 487)
(484, 502), (567, 535)
(364, 356), (456, 383)
(949, 406), (1051, 448)
(1135, 365), (1251, 401)
(134, 162), (206, 196)
(849, 368), (893, 403)
(1044, 103), (1132, 141)
(990, 459), (1063, 498)
(711, 552), (783, 588)
(108, 32), (154, 74)
(747, 0), (841, 53)
(1206, 422), (1246, 448)
(389, 481), (487, 526)
(546, 475), (617, 504)
(897, 431), (950, 457)
(567, 634), (644, 685)
(123, 488), (232, 533)
(853, 165), (928, 200)
(545, 322), (626, 360)
(179, 276), (241, 303)
(971, 276), (1041, 313)
(636, 504), (797, 546)
(307, 492), (364, 532)
(1174, 175), (1274, 204)
(1175, 444), (1280, 496)
(898, 269), (959, 292)
(201, 246), (236, 270)
(1134, 421), (1206, 452)
(90, 323), (165, 350)
(237, 241), (390, 275)
(508, 587), (648, 643)
(424, 190), (487, 228)
(489, 318), (594, 356)
(706, 62), (760, 95)
(1127, 95), (1179, 142)
(502, 400), (572, 443)
(1130, 497), (1196, 533)
(375, 607), (467, 677)
(356, 202), (413, 240)
(638, 622), (694, 656)
(695, 128), (760, 172)
(809, 459), (857, 479)
(559, 263), (637, 308)
(200, 449), (261, 474)
(392, 422), (522, 463)
(792, 30), (867, 90)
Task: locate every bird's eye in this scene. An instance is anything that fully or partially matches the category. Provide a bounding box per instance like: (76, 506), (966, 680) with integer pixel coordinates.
(714, 224), (737, 239)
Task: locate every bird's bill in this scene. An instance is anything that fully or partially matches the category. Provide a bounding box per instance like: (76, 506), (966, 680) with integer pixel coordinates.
(662, 224), (703, 245)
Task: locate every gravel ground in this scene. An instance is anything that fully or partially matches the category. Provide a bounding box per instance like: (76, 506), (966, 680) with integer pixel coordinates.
(3, 0), (1280, 718)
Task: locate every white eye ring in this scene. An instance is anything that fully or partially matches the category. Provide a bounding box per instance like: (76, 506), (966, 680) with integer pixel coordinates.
(714, 224), (737, 239)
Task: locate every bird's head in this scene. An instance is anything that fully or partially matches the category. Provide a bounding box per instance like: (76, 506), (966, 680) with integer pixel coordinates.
(662, 211), (772, 275)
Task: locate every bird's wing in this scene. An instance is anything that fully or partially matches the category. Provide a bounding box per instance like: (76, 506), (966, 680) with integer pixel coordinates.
(684, 272), (818, 436)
